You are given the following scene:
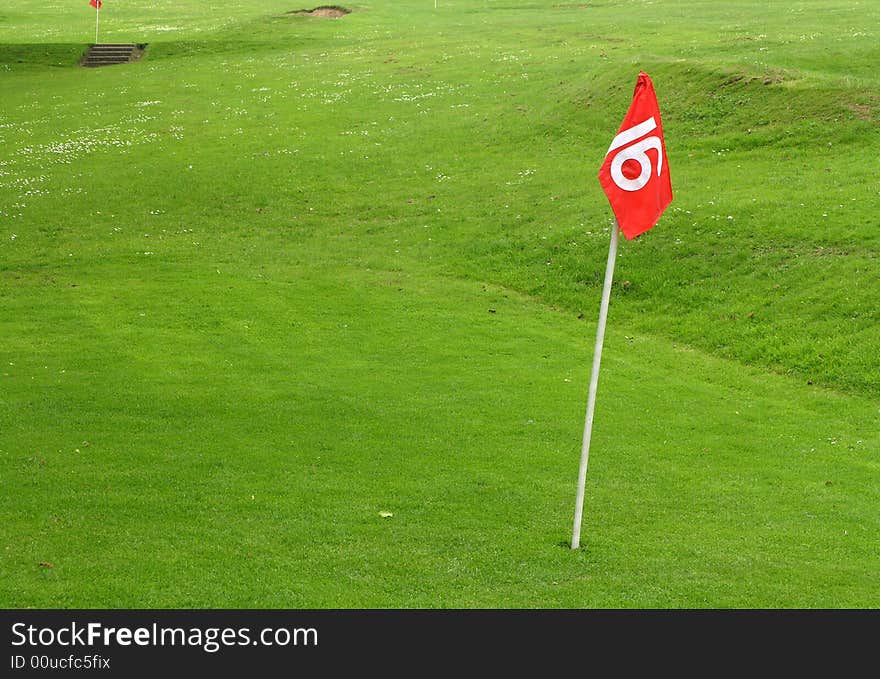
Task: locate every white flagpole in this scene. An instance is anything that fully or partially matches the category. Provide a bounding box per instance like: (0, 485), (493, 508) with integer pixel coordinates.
(571, 219), (619, 550)
(95, 5), (100, 45)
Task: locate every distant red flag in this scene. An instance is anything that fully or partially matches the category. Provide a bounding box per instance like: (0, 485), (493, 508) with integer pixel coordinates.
(90, 0), (102, 9)
(598, 72), (672, 239)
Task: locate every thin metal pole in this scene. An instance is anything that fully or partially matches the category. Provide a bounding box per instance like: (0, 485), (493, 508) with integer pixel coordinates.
(95, 6), (100, 45)
(571, 220), (619, 550)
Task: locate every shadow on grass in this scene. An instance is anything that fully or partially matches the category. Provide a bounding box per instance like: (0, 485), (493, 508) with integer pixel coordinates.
(0, 43), (87, 68)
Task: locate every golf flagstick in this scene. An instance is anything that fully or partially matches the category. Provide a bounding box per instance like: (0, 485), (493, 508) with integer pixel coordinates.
(571, 219), (619, 550)
(95, 4), (100, 44)
(571, 71), (672, 550)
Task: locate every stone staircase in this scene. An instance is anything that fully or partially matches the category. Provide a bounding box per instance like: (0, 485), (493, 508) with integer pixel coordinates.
(82, 43), (146, 68)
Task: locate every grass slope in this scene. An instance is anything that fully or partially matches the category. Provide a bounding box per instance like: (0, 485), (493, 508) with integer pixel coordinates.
(1, 1), (878, 607)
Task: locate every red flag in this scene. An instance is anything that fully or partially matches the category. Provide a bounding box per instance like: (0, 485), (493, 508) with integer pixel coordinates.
(598, 72), (672, 240)
(90, 0), (102, 8)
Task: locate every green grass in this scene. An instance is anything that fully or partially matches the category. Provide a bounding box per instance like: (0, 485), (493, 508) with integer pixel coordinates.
(1, 0), (878, 608)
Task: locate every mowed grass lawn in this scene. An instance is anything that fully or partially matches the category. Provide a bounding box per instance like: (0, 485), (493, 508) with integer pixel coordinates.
(1, 1), (878, 607)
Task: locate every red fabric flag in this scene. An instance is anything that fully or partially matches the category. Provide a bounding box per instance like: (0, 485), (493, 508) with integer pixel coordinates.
(90, 0), (102, 9)
(598, 72), (672, 240)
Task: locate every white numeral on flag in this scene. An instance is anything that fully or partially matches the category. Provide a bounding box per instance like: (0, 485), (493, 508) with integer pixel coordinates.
(605, 116), (663, 192)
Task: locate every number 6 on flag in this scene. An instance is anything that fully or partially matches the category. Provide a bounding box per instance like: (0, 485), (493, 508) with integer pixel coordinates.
(598, 72), (673, 239)
(607, 116), (662, 192)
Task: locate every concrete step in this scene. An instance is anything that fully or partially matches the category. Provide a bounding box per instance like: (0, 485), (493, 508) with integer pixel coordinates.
(81, 43), (147, 67)
(84, 60), (130, 66)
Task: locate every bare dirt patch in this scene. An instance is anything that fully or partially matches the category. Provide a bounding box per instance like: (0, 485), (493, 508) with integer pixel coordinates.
(845, 103), (873, 121)
(290, 6), (351, 18)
